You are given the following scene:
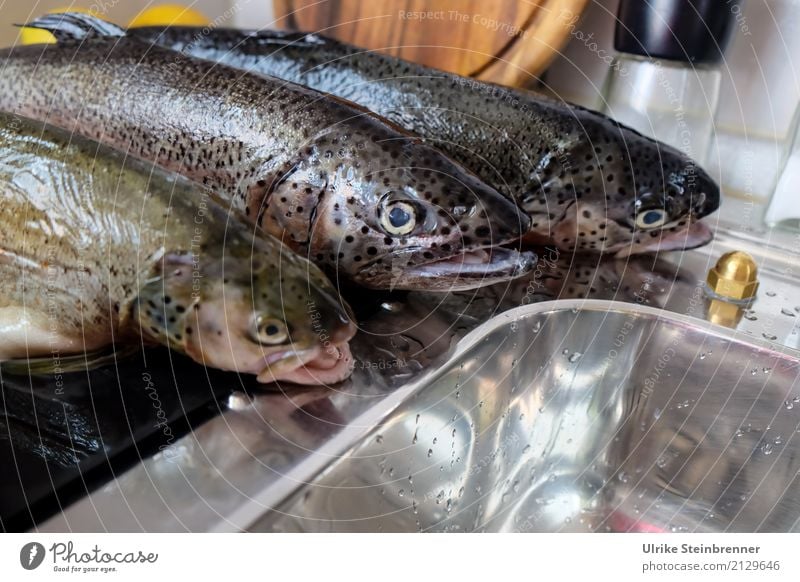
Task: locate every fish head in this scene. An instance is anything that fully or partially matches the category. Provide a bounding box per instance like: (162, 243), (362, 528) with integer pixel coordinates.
(526, 107), (720, 257)
(138, 241), (356, 385)
(271, 125), (535, 291)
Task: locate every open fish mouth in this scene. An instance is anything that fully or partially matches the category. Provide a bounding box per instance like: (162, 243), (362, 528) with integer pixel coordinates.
(407, 247), (537, 287)
(257, 342), (354, 385)
(615, 220), (714, 259)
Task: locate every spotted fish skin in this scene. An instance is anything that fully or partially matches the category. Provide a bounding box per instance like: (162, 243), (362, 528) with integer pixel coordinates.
(0, 14), (534, 292)
(133, 27), (720, 257)
(0, 112), (355, 385)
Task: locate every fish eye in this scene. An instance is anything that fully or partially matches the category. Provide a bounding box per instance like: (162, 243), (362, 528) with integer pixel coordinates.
(379, 199), (417, 236)
(635, 209), (668, 229)
(250, 315), (289, 345)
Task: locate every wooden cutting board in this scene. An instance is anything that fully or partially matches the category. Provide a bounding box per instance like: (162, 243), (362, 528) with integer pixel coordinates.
(272, 0), (589, 87)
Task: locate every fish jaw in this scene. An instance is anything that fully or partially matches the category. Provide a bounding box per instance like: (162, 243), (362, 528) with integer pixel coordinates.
(357, 247), (537, 291)
(614, 220), (714, 258)
(256, 342), (354, 385)
(182, 327), (355, 385)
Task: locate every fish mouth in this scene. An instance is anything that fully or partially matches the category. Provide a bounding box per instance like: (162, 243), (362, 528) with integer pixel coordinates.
(256, 341), (354, 385)
(402, 247), (538, 291)
(615, 220), (714, 258)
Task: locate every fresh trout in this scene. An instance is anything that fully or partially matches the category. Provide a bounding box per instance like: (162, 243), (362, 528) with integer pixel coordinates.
(0, 13), (535, 292)
(0, 111), (356, 385)
(132, 26), (722, 258)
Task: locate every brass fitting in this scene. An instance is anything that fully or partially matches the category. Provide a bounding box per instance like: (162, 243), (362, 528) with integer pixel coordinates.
(706, 251), (759, 302)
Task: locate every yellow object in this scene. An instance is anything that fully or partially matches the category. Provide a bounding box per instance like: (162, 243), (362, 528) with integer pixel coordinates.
(129, 4), (210, 28)
(19, 7), (98, 45)
(706, 251), (759, 302)
(706, 299), (744, 329)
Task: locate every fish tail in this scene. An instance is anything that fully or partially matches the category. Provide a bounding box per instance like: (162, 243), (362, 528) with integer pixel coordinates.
(17, 12), (125, 42)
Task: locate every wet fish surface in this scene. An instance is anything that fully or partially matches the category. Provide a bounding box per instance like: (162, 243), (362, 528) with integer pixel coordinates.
(133, 26), (721, 257)
(0, 13), (535, 292)
(0, 111), (356, 385)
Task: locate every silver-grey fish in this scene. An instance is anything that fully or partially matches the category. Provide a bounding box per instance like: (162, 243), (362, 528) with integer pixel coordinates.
(0, 13), (535, 292)
(0, 111), (356, 385)
(131, 26), (721, 258)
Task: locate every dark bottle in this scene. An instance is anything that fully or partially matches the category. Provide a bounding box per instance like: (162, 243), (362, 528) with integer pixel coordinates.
(604, 0), (739, 165)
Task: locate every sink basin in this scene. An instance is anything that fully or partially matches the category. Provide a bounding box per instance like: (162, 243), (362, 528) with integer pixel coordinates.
(253, 300), (800, 532)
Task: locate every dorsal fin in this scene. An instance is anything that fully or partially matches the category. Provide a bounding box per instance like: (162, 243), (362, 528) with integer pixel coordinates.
(18, 12), (125, 42)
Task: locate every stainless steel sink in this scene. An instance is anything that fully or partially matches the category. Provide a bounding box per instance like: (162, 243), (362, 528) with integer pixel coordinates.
(252, 301), (800, 532)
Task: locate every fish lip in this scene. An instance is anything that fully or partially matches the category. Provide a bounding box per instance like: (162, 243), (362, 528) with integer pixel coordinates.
(256, 346), (320, 383)
(407, 247), (537, 279)
(262, 345), (316, 367)
(614, 220), (714, 258)
(256, 341), (353, 384)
